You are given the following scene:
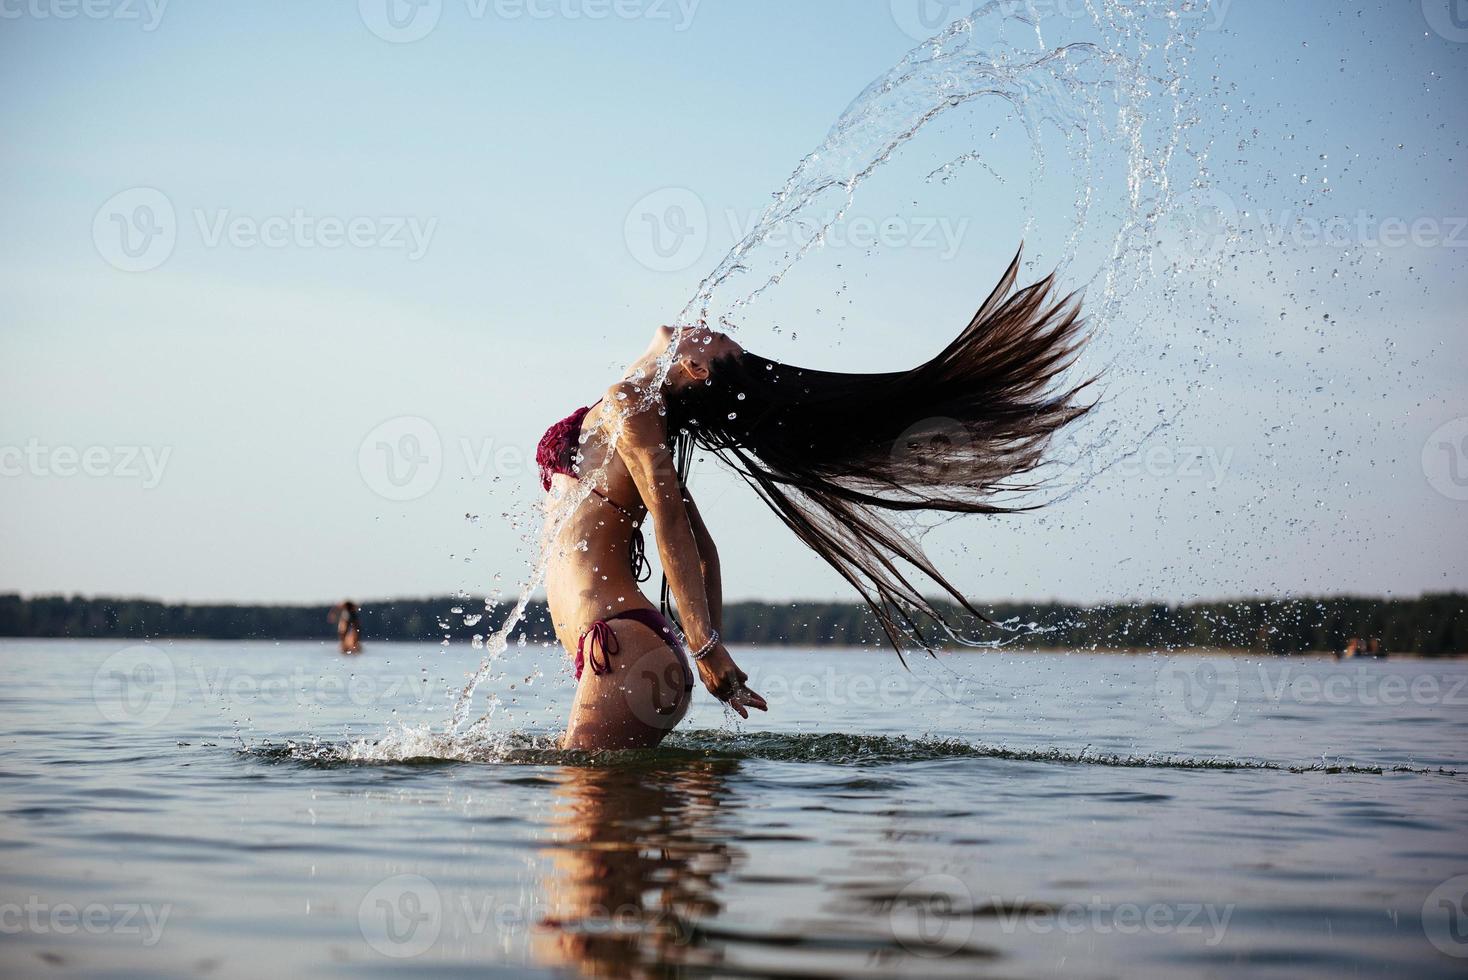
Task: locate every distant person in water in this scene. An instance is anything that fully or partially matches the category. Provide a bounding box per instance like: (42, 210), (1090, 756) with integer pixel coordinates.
(330, 601), (361, 654)
(536, 249), (1093, 750)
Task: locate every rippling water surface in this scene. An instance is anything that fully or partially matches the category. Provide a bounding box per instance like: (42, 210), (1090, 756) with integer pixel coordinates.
(3, 639), (1467, 978)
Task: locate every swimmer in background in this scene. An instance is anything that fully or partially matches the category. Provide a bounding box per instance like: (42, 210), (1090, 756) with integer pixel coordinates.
(330, 600), (362, 654)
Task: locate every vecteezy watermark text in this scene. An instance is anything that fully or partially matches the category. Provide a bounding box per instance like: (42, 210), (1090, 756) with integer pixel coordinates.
(992, 898), (1233, 944)
(1256, 209), (1468, 250)
(888, 873), (1233, 957)
(758, 667), (970, 714)
(0, 0), (167, 30)
(357, 874), (694, 958)
(193, 209), (436, 259)
(1254, 665), (1468, 709)
(1164, 185), (1468, 262)
(93, 188), (437, 272)
(0, 440), (171, 488)
(359, 0), (701, 43)
(888, 0), (1233, 43)
(1156, 656), (1468, 731)
(623, 186), (971, 273)
(1105, 444), (1233, 488)
(92, 645), (441, 728)
(0, 897), (171, 946)
(193, 665), (437, 709)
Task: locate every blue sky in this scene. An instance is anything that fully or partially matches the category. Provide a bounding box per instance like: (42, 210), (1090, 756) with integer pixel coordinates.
(1, 1), (1465, 605)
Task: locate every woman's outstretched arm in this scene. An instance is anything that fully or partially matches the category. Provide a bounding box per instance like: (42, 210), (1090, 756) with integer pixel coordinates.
(683, 491), (722, 633)
(616, 386), (715, 647)
(617, 387), (764, 716)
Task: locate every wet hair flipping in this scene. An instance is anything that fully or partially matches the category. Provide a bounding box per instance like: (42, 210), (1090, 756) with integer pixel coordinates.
(665, 248), (1095, 658)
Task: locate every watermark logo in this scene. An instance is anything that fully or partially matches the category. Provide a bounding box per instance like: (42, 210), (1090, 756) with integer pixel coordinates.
(359, 0), (442, 42)
(891, 873), (976, 958)
(1423, 0), (1468, 42)
(1424, 874), (1468, 957)
(92, 645), (176, 727)
(1154, 656), (1238, 730)
(355, 426), (544, 498)
(358, 416), (444, 501)
(621, 647), (693, 731)
(891, 417), (975, 486)
(624, 187), (708, 273)
(889, 0), (970, 42)
(0, 0), (168, 30)
(93, 187), (176, 272)
(1162, 185), (1237, 263)
(1423, 417), (1468, 501)
(359, 874), (442, 958)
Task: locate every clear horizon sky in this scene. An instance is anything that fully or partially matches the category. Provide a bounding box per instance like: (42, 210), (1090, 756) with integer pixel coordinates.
(2, 1), (1465, 606)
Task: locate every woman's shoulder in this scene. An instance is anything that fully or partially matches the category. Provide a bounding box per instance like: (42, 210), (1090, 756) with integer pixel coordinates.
(600, 380), (669, 448)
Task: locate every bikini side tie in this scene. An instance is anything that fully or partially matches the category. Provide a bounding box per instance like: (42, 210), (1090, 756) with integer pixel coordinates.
(575, 620), (620, 680)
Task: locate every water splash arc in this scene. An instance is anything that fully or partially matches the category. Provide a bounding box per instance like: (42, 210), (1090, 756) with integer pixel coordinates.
(449, 3), (1210, 733)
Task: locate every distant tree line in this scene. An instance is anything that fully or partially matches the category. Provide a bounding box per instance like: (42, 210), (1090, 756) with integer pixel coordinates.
(1, 592), (1464, 656)
(720, 595), (1468, 656)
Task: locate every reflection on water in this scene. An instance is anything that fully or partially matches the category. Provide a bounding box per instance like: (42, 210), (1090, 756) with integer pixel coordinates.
(528, 758), (1010, 978)
(532, 760), (737, 975)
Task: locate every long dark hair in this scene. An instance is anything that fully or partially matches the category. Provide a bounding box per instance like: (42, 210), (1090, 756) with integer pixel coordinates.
(664, 249), (1095, 658)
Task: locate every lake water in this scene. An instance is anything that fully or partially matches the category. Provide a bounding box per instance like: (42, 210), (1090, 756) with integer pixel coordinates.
(2, 639), (1466, 978)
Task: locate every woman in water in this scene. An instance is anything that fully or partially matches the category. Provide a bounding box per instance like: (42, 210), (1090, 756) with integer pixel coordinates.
(540, 251), (1092, 750)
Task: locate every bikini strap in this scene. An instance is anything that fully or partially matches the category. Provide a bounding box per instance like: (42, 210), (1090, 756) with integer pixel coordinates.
(585, 485), (636, 521)
(584, 486), (651, 582)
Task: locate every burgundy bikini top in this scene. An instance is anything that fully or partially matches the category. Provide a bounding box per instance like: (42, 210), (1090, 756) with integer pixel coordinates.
(535, 401), (651, 582)
(535, 404), (594, 492)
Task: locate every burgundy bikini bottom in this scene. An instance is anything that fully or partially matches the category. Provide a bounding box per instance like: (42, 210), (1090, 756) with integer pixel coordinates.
(575, 607), (695, 692)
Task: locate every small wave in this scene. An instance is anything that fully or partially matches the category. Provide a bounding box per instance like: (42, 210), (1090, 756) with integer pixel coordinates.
(238, 728), (1457, 776)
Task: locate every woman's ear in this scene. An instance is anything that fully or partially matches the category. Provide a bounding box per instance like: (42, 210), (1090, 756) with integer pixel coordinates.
(678, 355), (710, 383)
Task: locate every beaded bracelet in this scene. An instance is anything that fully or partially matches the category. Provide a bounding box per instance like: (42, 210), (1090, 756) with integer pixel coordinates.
(689, 629), (720, 661)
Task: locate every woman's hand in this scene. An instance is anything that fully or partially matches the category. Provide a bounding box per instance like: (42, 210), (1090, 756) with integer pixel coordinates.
(695, 644), (768, 719)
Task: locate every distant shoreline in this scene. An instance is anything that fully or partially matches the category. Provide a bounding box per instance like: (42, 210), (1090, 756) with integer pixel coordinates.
(2, 592), (1464, 657)
(5, 636), (1466, 660)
